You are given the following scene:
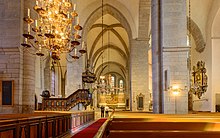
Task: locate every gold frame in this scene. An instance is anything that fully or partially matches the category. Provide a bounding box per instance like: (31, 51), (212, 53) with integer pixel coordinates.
(190, 61), (208, 99)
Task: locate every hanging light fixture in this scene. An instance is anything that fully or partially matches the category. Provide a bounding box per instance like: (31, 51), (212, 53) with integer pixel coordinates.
(98, 0), (106, 90)
(96, 0), (118, 94)
(82, 59), (96, 83)
(21, 0), (86, 60)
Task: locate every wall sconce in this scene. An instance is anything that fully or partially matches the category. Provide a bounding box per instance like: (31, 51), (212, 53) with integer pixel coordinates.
(169, 85), (183, 114)
(172, 85), (180, 96)
(189, 61), (208, 99)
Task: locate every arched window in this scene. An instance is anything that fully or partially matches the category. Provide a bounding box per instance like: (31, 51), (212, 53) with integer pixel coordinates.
(110, 75), (115, 92)
(110, 75), (115, 87)
(118, 79), (125, 92)
(119, 79), (124, 92)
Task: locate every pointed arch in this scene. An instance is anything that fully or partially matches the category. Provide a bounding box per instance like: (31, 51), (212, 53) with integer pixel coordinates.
(82, 3), (133, 40)
(187, 17), (206, 53)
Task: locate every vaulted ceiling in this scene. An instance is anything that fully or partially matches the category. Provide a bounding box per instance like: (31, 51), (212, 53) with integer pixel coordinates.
(86, 14), (129, 79)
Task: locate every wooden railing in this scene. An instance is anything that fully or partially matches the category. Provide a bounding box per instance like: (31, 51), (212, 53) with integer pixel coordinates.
(42, 89), (92, 111)
(0, 111), (95, 138)
(0, 112), (71, 138)
(71, 111), (95, 130)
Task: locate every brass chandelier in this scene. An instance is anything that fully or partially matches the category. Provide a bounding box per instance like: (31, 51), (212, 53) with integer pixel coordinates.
(21, 0), (86, 60)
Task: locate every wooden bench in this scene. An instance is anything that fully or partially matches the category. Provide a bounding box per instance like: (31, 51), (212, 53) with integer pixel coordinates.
(108, 121), (220, 131)
(107, 130), (220, 138)
(102, 117), (220, 138)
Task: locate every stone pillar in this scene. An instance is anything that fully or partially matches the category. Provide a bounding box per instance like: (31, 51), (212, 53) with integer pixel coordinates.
(44, 58), (51, 93)
(66, 58), (83, 97)
(21, 0), (36, 113)
(130, 0), (151, 111)
(130, 39), (149, 111)
(151, 0), (163, 113)
(22, 52), (35, 113)
(161, 0), (188, 114)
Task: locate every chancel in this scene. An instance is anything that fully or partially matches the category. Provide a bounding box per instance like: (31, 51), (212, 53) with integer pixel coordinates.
(1, 0), (220, 137)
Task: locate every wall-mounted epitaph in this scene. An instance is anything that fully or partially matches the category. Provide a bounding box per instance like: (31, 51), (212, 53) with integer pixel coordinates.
(137, 93), (144, 110)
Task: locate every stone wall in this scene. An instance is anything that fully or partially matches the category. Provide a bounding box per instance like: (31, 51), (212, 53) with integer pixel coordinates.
(0, 48), (22, 113)
(0, 0), (23, 113)
(0, 0), (36, 113)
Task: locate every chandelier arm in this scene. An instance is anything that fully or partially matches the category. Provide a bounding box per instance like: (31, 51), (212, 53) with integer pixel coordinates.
(24, 48), (37, 56)
(18, 43), (36, 56)
(43, 55), (50, 61)
(66, 56), (74, 63)
(27, 40), (38, 50)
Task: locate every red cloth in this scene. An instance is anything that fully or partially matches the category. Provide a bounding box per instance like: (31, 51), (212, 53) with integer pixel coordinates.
(72, 118), (107, 138)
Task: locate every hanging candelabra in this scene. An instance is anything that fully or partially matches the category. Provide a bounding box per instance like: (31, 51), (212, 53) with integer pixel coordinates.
(21, 0), (86, 60)
(82, 60), (96, 83)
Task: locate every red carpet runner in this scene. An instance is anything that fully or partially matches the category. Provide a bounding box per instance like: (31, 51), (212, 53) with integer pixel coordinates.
(72, 118), (107, 138)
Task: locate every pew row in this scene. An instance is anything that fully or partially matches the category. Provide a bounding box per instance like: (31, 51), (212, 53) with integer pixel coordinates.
(102, 117), (220, 138)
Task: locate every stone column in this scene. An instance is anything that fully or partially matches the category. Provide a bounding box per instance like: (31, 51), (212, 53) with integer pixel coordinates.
(66, 58), (83, 97)
(22, 52), (35, 113)
(21, 0), (36, 113)
(161, 0), (189, 114)
(151, 0), (163, 113)
(130, 0), (151, 111)
(130, 39), (149, 111)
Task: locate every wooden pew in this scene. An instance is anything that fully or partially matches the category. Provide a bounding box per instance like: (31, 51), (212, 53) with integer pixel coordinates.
(108, 121), (219, 131)
(107, 131), (220, 138)
(102, 117), (220, 138)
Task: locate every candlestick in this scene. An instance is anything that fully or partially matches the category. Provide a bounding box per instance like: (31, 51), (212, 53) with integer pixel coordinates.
(28, 24), (30, 33)
(25, 38), (27, 43)
(36, 0), (38, 6)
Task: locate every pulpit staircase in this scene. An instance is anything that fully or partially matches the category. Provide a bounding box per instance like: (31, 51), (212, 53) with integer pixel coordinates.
(42, 89), (92, 111)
